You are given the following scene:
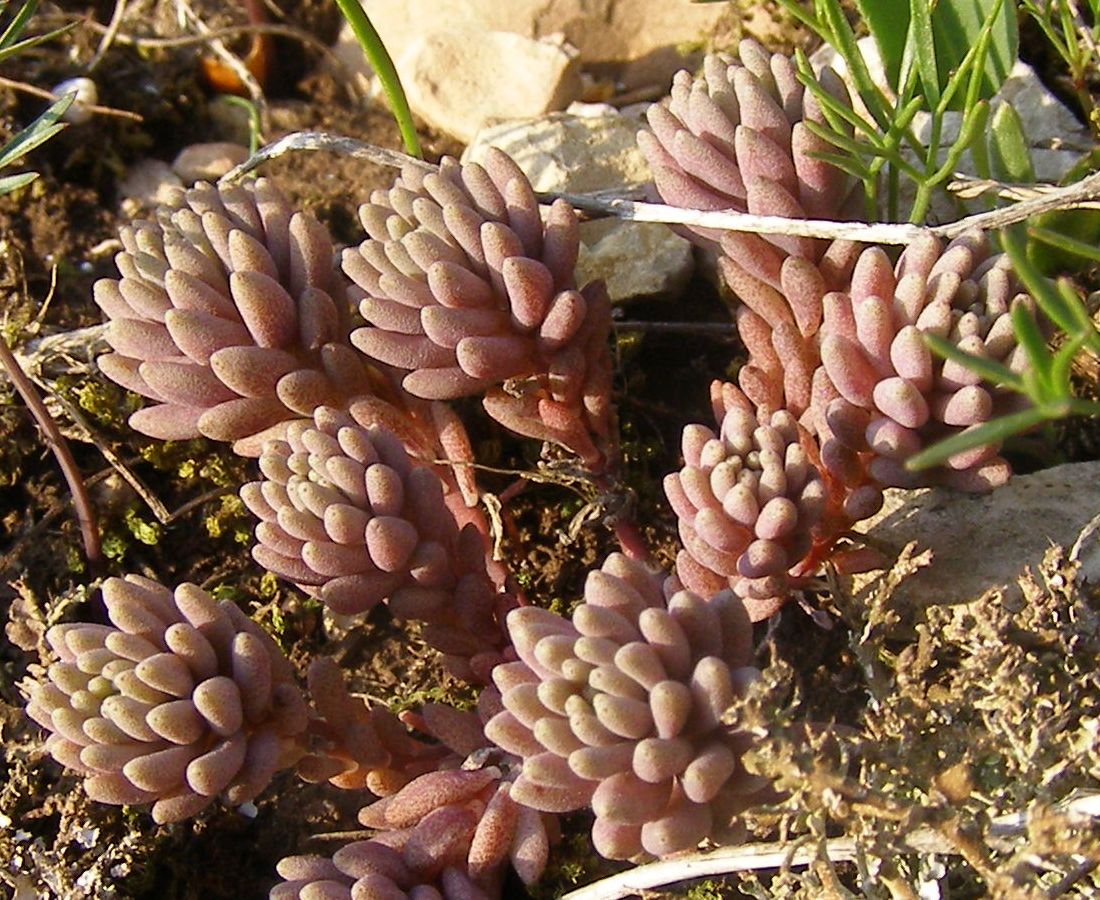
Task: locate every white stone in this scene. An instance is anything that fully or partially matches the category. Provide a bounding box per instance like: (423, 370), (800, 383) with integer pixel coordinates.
(847, 461), (1100, 612)
(53, 77), (97, 125)
(338, 0), (738, 92)
(398, 29), (582, 144)
(464, 108), (694, 302)
(171, 142), (249, 184)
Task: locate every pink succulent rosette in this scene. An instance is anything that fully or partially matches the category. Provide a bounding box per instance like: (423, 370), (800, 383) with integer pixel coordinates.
(24, 576), (309, 823)
(638, 40), (860, 266)
(240, 407), (512, 685)
(93, 178), (371, 456)
(815, 232), (1030, 493)
(484, 553), (772, 861)
(345, 149), (614, 470)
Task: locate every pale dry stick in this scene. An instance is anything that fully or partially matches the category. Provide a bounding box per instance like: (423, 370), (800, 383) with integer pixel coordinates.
(0, 76), (143, 122)
(86, 0), (127, 72)
(553, 168), (1100, 244)
(220, 131), (1100, 243)
(221, 130), (433, 183)
(948, 173), (1100, 208)
(561, 792), (1100, 900)
(177, 0), (266, 125)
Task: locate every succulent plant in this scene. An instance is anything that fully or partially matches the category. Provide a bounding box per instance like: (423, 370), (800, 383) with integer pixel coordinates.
(485, 552), (771, 860)
(295, 657), (454, 793)
(665, 381), (861, 621)
(23, 575), (309, 823)
(345, 149), (615, 470)
(814, 232), (1028, 493)
(240, 407), (512, 685)
(93, 178), (377, 456)
(22, 32), (1055, 897)
(278, 679), (555, 899)
(637, 40), (861, 266)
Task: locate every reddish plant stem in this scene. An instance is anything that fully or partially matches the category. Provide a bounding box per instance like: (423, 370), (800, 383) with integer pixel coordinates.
(0, 332), (102, 570)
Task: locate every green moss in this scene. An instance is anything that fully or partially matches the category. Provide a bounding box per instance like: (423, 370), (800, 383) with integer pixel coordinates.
(123, 507), (161, 546)
(70, 378), (139, 431)
(686, 881), (736, 900)
(258, 571), (279, 599)
(204, 494), (250, 543)
(101, 533), (129, 562)
(388, 681), (476, 715)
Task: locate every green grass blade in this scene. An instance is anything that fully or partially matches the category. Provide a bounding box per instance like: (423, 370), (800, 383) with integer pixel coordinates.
(909, 0), (941, 109)
(931, 99), (989, 182)
(0, 93), (71, 171)
(1049, 328), (1093, 391)
(773, 0), (823, 33)
(796, 57), (884, 141)
(0, 0), (35, 50)
(1001, 226), (1100, 355)
(1010, 301), (1054, 394)
(1027, 224), (1100, 265)
(0, 171), (37, 194)
(332, 0), (421, 159)
(854, 0), (910, 90)
(931, 0), (1017, 107)
(816, 0), (894, 130)
(905, 407), (1049, 471)
(922, 331), (1026, 390)
(0, 0), (78, 67)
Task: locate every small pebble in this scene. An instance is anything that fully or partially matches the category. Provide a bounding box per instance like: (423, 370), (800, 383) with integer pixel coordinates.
(172, 142), (249, 184)
(53, 77), (97, 124)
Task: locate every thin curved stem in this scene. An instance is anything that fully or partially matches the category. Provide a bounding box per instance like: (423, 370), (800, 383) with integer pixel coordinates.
(0, 331), (101, 569)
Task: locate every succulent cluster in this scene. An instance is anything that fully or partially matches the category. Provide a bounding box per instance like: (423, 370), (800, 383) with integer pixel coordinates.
(93, 178), (377, 457)
(346, 149), (614, 470)
(638, 40), (1035, 613)
(638, 41), (861, 262)
(24, 576), (308, 824)
(19, 35), (1045, 899)
(485, 553), (771, 860)
(816, 233), (1027, 492)
(241, 407), (511, 683)
(666, 383), (843, 621)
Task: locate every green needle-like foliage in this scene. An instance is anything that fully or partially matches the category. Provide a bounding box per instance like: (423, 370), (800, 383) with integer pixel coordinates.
(909, 225), (1100, 472)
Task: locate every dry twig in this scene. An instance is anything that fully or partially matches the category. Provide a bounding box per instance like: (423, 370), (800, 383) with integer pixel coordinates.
(223, 131), (1100, 244)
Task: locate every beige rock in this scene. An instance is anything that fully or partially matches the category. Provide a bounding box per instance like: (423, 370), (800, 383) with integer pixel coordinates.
(847, 461), (1100, 616)
(577, 223), (693, 302)
(464, 107), (694, 303)
(464, 106), (652, 192)
(399, 30), (582, 144)
(339, 0), (738, 91)
(171, 142), (249, 184)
